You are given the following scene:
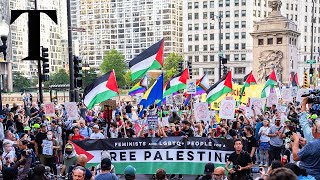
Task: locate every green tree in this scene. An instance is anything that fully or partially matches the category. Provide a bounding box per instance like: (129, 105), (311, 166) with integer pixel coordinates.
(123, 70), (140, 89)
(83, 69), (98, 88)
(13, 72), (32, 92)
(46, 68), (69, 86)
(164, 52), (184, 81)
(100, 49), (127, 87)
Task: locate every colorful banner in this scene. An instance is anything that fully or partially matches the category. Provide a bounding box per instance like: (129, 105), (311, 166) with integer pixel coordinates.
(71, 138), (234, 175)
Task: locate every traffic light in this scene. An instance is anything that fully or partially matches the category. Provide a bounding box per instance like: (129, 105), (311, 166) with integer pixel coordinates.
(223, 66), (228, 75)
(309, 68), (314, 77)
(178, 62), (183, 73)
(41, 47), (49, 82)
(73, 56), (82, 88)
(187, 61), (192, 79)
(221, 58), (228, 64)
(303, 72), (308, 88)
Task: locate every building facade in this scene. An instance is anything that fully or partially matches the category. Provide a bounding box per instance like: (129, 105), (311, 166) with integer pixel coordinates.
(77, 0), (184, 68)
(184, 0), (320, 85)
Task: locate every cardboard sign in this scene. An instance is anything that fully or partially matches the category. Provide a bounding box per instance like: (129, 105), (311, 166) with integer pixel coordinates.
(219, 100), (236, 119)
(281, 88), (292, 102)
(186, 79), (197, 94)
(291, 87), (298, 97)
(42, 140), (53, 156)
(100, 100), (117, 110)
(267, 93), (278, 107)
(296, 89), (309, 102)
(166, 95), (173, 105)
(194, 102), (210, 122)
(44, 103), (55, 117)
(64, 102), (78, 120)
(147, 115), (159, 130)
(174, 94), (184, 105)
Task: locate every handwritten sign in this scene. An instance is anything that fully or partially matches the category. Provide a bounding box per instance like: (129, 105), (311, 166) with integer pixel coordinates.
(186, 79), (197, 94)
(249, 98), (266, 115)
(267, 93), (278, 107)
(291, 87), (298, 97)
(147, 115), (159, 130)
(166, 95), (173, 105)
(64, 102), (78, 120)
(219, 100), (236, 119)
(174, 94), (184, 105)
(44, 103), (55, 117)
(42, 140), (53, 156)
(194, 102), (210, 122)
(281, 88), (292, 102)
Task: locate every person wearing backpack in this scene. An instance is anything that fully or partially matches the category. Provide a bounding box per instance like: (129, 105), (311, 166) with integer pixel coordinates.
(79, 120), (92, 139)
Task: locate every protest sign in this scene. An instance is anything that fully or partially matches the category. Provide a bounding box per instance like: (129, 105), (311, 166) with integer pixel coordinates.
(42, 140), (53, 156)
(160, 116), (169, 127)
(281, 88), (292, 102)
(186, 79), (197, 94)
(64, 102), (78, 120)
(219, 100), (236, 119)
(267, 93), (278, 107)
(291, 87), (298, 97)
(44, 103), (55, 117)
(166, 95), (173, 105)
(174, 94), (183, 105)
(224, 96), (234, 101)
(249, 98), (265, 115)
(275, 88), (281, 99)
(296, 89), (309, 102)
(194, 102), (210, 122)
(147, 115), (159, 130)
(71, 137), (234, 175)
(238, 105), (247, 115)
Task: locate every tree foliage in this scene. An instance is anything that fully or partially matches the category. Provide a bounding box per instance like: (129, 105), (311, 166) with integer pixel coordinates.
(13, 72), (32, 92)
(164, 52), (184, 81)
(46, 68), (69, 86)
(100, 49), (127, 87)
(83, 69), (98, 88)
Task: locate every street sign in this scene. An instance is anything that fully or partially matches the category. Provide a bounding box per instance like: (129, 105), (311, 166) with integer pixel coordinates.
(306, 59), (316, 64)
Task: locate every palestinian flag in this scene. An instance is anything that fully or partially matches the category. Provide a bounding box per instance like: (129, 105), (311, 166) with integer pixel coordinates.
(290, 72), (299, 87)
(261, 70), (278, 98)
(129, 39), (164, 81)
(239, 71), (257, 102)
(163, 68), (189, 97)
(84, 70), (119, 109)
(206, 71), (233, 104)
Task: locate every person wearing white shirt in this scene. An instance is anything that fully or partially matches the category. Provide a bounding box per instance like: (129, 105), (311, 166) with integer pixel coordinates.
(258, 119), (271, 166)
(90, 125), (104, 139)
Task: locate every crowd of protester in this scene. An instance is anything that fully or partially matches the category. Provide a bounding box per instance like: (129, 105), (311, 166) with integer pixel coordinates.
(0, 96), (319, 180)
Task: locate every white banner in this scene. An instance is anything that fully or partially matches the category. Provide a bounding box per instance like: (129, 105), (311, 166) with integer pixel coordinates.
(194, 102), (210, 122)
(219, 100), (236, 119)
(64, 102), (78, 120)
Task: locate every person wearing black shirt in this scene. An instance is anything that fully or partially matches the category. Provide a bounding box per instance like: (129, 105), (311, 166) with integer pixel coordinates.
(125, 102), (133, 119)
(182, 120), (194, 137)
(35, 123), (48, 163)
(120, 120), (136, 138)
(229, 121), (241, 140)
(167, 123), (185, 136)
(243, 126), (257, 164)
(226, 139), (253, 180)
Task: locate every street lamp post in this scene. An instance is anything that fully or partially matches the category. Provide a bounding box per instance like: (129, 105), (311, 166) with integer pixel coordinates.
(0, 19), (10, 115)
(211, 15), (222, 79)
(310, 0), (315, 86)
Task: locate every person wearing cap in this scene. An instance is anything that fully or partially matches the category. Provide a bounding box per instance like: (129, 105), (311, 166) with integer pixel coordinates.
(182, 120), (194, 137)
(60, 143), (78, 176)
(20, 126), (36, 151)
(90, 125), (104, 139)
(94, 158), (117, 180)
(291, 97), (320, 179)
(35, 123), (48, 162)
(32, 123), (41, 135)
(124, 165), (136, 180)
(199, 162), (215, 180)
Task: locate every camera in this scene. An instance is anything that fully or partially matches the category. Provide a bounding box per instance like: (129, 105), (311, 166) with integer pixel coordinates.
(301, 90), (320, 115)
(233, 165), (241, 171)
(251, 167), (261, 173)
(22, 149), (32, 157)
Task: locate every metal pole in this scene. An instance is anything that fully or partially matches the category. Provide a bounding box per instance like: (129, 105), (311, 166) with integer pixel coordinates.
(34, 0), (43, 104)
(67, 0), (75, 102)
(218, 17), (222, 79)
(310, 0), (315, 86)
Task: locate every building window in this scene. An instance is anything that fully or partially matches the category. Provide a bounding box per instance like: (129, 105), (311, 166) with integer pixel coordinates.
(210, 34), (214, 40)
(195, 13), (199, 19)
(188, 45), (192, 51)
(195, 34), (199, 41)
(203, 12), (208, 19)
(194, 2), (199, 8)
(203, 34), (208, 40)
(203, 45), (208, 51)
(226, 33), (230, 39)
(203, 23), (208, 30)
(188, 35), (192, 41)
(188, 2), (192, 9)
(188, 56), (193, 61)
(210, 44), (214, 50)
(210, 1), (214, 8)
(204, 68), (215, 75)
(219, 0), (223, 7)
(235, 43), (239, 50)
(188, 13), (192, 20)
(195, 45), (199, 51)
(225, 44), (230, 50)
(235, 21), (239, 28)
(203, 1), (208, 8)
(226, 0), (230, 6)
(241, 21), (246, 28)
(267, 38), (273, 45)
(258, 39), (264, 45)
(241, 43), (246, 49)
(277, 37), (283, 44)
(188, 24), (192, 30)
(226, 22), (230, 28)
(234, 54), (239, 61)
(235, 67), (245, 74)
(235, 0), (239, 6)
(226, 11), (230, 18)
(241, 10), (246, 16)
(235, 32), (239, 39)
(241, 54), (246, 61)
(210, 55), (215, 61)
(235, 10), (239, 17)
(241, 32), (246, 39)
(241, 0), (246, 5)
(203, 55), (208, 62)
(195, 56), (199, 62)
(195, 24), (199, 30)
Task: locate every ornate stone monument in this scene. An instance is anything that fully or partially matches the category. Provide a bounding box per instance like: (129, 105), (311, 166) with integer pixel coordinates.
(250, 0), (300, 83)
